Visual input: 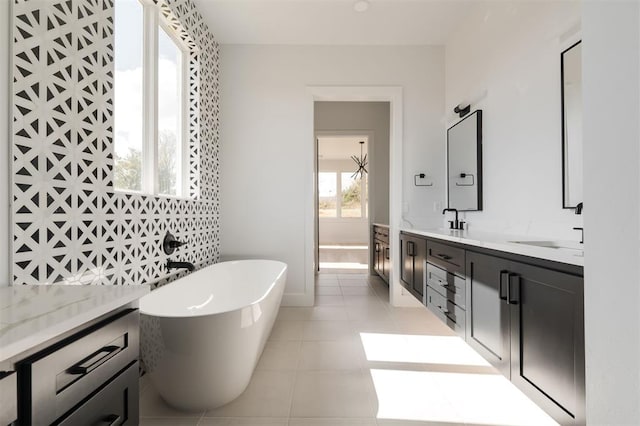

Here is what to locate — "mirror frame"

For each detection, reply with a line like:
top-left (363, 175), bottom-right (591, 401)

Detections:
top-left (446, 110), bottom-right (483, 212)
top-left (561, 40), bottom-right (582, 210)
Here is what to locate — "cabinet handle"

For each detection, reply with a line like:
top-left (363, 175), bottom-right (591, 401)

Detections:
top-left (385, 247), bottom-right (390, 259)
top-left (435, 253), bottom-right (452, 260)
top-left (508, 273), bottom-right (520, 304)
top-left (68, 345), bottom-right (121, 375)
top-left (437, 305), bottom-right (449, 314)
top-left (97, 414), bottom-right (122, 426)
top-left (407, 241), bottom-right (415, 256)
top-left (499, 270), bottom-right (509, 301)
top-left (375, 242), bottom-right (380, 253)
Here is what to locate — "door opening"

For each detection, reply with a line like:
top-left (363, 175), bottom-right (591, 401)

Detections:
top-left (316, 135), bottom-right (369, 272)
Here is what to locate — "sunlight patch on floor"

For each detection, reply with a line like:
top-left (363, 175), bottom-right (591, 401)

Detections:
top-left (371, 369), bottom-right (559, 426)
top-left (319, 261), bottom-right (368, 269)
top-left (360, 333), bottom-right (490, 366)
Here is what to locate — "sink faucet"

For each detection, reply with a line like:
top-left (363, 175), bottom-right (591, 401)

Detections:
top-left (167, 259), bottom-right (195, 272)
top-left (575, 202), bottom-right (583, 215)
top-left (442, 208), bottom-right (464, 230)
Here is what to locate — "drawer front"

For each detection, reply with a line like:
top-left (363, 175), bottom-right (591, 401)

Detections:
top-left (373, 226), bottom-right (389, 244)
top-left (427, 239), bottom-right (465, 276)
top-left (426, 286), bottom-right (466, 337)
top-left (426, 263), bottom-right (466, 309)
top-left (58, 361), bottom-right (139, 426)
top-left (0, 372), bottom-right (17, 425)
top-left (27, 309), bottom-right (139, 425)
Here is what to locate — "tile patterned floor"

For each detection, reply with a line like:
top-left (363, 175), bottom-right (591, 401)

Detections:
top-left (140, 271), bottom-right (558, 426)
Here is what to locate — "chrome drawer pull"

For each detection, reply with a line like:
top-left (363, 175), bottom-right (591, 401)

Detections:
top-left (437, 305), bottom-right (449, 314)
top-left (68, 345), bottom-right (121, 375)
top-left (436, 253), bottom-right (452, 260)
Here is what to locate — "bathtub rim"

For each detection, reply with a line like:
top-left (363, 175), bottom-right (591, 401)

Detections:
top-left (139, 259), bottom-right (287, 319)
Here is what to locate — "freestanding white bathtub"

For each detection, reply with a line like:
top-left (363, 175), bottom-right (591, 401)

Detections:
top-left (139, 259), bottom-right (287, 411)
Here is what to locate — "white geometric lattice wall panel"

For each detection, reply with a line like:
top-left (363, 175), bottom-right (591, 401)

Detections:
top-left (12, 0), bottom-right (220, 286)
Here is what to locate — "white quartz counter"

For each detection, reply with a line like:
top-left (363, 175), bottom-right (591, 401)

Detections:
top-left (402, 228), bottom-right (584, 267)
top-left (0, 284), bottom-right (149, 364)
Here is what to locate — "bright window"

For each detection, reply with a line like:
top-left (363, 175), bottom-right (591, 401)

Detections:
top-left (114, 0), bottom-right (190, 197)
top-left (319, 171), bottom-right (367, 219)
top-left (318, 172), bottom-right (337, 218)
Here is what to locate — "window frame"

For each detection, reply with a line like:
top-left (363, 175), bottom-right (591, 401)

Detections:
top-left (115, 0), bottom-right (191, 198)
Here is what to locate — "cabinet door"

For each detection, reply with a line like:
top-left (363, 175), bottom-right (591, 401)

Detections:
top-left (373, 240), bottom-right (381, 275)
top-left (466, 251), bottom-right (511, 377)
top-left (382, 244), bottom-right (390, 282)
top-left (400, 234), bottom-right (412, 289)
top-left (509, 262), bottom-right (585, 425)
top-left (411, 237), bottom-right (426, 299)
top-left (399, 234), bottom-right (426, 302)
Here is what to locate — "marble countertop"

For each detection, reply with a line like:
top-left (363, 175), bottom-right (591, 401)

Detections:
top-left (0, 284), bottom-right (149, 365)
top-left (401, 227), bottom-right (584, 267)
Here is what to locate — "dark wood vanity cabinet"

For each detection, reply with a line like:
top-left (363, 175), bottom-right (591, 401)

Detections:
top-left (372, 225), bottom-right (390, 283)
top-left (466, 250), bottom-right (584, 425)
top-left (466, 251), bottom-right (511, 377)
top-left (508, 261), bottom-right (585, 425)
top-left (16, 308), bottom-right (140, 426)
top-left (399, 232), bottom-right (427, 301)
top-left (425, 239), bottom-right (467, 337)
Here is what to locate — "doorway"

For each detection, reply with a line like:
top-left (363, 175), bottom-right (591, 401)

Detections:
top-left (316, 135), bottom-right (369, 272)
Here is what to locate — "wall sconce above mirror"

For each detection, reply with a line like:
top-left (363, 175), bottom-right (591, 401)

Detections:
top-left (447, 110), bottom-right (483, 211)
top-left (561, 40), bottom-right (583, 209)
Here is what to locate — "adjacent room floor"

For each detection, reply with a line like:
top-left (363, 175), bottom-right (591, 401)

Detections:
top-left (318, 244), bottom-right (368, 270)
top-left (139, 271), bottom-right (558, 426)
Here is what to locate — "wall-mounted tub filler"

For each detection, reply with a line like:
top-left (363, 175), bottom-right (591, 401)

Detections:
top-left (163, 231), bottom-right (188, 255)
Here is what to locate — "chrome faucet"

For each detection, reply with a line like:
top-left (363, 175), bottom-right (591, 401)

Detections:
top-left (167, 260), bottom-right (195, 272)
top-left (575, 202), bottom-right (583, 215)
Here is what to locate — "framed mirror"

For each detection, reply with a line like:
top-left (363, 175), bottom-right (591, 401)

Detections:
top-left (561, 41), bottom-right (583, 209)
top-left (447, 110), bottom-right (483, 211)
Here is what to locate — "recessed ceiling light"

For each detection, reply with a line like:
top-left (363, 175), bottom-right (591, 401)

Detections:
top-left (353, 0), bottom-right (370, 13)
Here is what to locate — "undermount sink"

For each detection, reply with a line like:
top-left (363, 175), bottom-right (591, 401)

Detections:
top-left (509, 240), bottom-right (583, 251)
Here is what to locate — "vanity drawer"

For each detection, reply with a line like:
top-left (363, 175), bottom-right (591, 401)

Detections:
top-left (57, 361), bottom-right (139, 426)
top-left (0, 372), bottom-right (17, 425)
top-left (373, 226), bottom-right (389, 243)
top-left (426, 263), bottom-right (466, 309)
top-left (426, 286), bottom-right (466, 337)
top-left (427, 239), bottom-right (465, 276)
top-left (23, 309), bottom-right (139, 425)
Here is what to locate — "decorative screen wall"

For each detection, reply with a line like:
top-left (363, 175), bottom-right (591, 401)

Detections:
top-left (11, 0), bottom-right (220, 286)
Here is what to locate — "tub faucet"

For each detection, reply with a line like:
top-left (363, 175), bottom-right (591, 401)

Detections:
top-left (167, 259), bottom-right (195, 272)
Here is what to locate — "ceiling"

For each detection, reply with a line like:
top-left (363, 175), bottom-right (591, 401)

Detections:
top-left (191, 0), bottom-right (485, 45)
top-left (318, 136), bottom-right (368, 160)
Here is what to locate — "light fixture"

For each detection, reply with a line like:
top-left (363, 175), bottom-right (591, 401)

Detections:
top-left (354, 0), bottom-right (370, 13)
top-left (454, 103), bottom-right (471, 118)
top-left (351, 141), bottom-right (368, 179)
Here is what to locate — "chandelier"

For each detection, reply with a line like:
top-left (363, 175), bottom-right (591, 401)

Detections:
top-left (351, 140), bottom-right (368, 179)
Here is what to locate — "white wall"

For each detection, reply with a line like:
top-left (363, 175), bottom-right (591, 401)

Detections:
top-left (444, 1), bottom-right (582, 239)
top-left (0, 0), bottom-right (9, 287)
top-left (583, 1), bottom-right (640, 423)
top-left (220, 45), bottom-right (444, 305)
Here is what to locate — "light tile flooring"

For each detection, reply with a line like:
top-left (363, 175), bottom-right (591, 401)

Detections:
top-left (318, 245), bottom-right (368, 270)
top-left (139, 271), bottom-right (558, 426)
